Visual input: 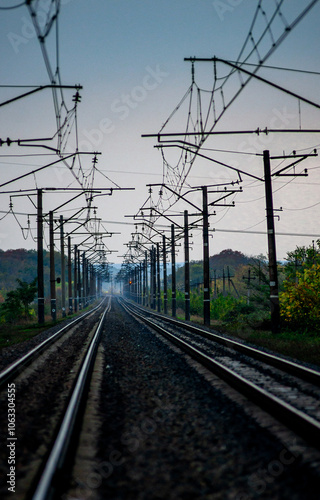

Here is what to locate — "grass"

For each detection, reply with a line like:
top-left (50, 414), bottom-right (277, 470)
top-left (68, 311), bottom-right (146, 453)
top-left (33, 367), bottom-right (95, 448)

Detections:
top-left (242, 330), bottom-right (320, 368)
top-left (3, 302), bottom-right (320, 369)
top-left (176, 313), bottom-right (320, 368)
top-left (0, 322), bottom-right (50, 348)
top-left (0, 302), bottom-right (98, 349)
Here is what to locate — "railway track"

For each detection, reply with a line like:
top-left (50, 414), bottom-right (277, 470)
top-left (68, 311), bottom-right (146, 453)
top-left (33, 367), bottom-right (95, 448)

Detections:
top-left (0, 297), bottom-right (111, 500)
top-left (0, 298), bottom-right (106, 389)
top-left (119, 297), bottom-right (320, 450)
top-left (1, 296), bottom-right (319, 499)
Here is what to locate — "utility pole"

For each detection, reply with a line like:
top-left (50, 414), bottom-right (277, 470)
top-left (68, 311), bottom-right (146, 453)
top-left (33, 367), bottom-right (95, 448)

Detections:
top-left (243, 268), bottom-right (256, 305)
top-left (222, 268), bottom-right (226, 296)
top-left (157, 242), bottom-right (161, 312)
top-left (37, 189), bottom-right (45, 324)
top-left (184, 210), bottom-right (190, 321)
top-left (145, 251), bottom-right (148, 306)
top-left (49, 211), bottom-right (56, 322)
top-left (202, 186), bottom-right (210, 326)
top-left (150, 247), bottom-right (156, 309)
top-left (68, 236), bottom-right (73, 314)
top-left (77, 247), bottom-right (82, 310)
top-left (213, 269), bottom-right (217, 298)
top-left (74, 245), bottom-right (78, 312)
top-left (171, 224), bottom-right (176, 317)
top-left (163, 234), bottom-right (168, 314)
top-left (152, 247), bottom-right (157, 308)
top-left (82, 252), bottom-right (86, 308)
top-left (60, 215), bottom-right (66, 317)
top-left (142, 260), bottom-right (146, 305)
top-left (263, 150), bottom-right (280, 334)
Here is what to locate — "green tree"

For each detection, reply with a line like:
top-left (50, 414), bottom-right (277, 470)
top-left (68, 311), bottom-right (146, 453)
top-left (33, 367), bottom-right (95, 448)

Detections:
top-left (280, 242), bottom-right (320, 333)
top-left (0, 278), bottom-right (37, 323)
top-left (280, 263), bottom-right (320, 333)
top-left (16, 278), bottom-right (37, 316)
top-left (0, 289), bottom-right (23, 323)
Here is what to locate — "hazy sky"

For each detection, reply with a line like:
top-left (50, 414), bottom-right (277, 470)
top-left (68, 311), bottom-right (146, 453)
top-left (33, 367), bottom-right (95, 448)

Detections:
top-left (1, 0), bottom-right (320, 266)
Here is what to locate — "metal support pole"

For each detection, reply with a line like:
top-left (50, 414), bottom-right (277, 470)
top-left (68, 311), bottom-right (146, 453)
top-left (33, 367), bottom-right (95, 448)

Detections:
top-left (163, 235), bottom-right (167, 314)
top-left (77, 248), bottom-right (82, 310)
top-left (74, 245), bottom-right (78, 312)
top-left (92, 265), bottom-right (97, 300)
top-left (151, 249), bottom-right (155, 308)
top-left (263, 150), bottom-right (281, 333)
top-left (135, 266), bottom-right (138, 302)
top-left (82, 252), bottom-right (86, 308)
top-left (202, 186), bottom-right (210, 326)
top-left (184, 210), bottom-right (190, 321)
top-left (68, 236), bottom-right (73, 314)
top-left (171, 224), bottom-right (176, 317)
top-left (139, 262), bottom-right (143, 305)
top-left (60, 215), bottom-right (66, 317)
top-left (148, 250), bottom-right (152, 307)
top-left (157, 242), bottom-right (161, 312)
top-left (37, 189), bottom-right (45, 324)
top-left (142, 256), bottom-right (146, 306)
top-left (213, 269), bottom-right (217, 298)
top-left (49, 211), bottom-right (56, 322)
top-left (145, 251), bottom-right (148, 307)
top-left (139, 264), bottom-right (142, 304)
top-left (152, 246), bottom-right (157, 309)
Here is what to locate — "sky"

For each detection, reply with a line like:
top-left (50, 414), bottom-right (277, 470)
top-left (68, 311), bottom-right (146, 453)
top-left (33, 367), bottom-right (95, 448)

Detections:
top-left (1, 0), bottom-right (320, 269)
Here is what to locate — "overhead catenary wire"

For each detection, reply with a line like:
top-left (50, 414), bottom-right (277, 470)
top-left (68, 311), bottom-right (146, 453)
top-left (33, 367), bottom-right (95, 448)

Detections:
top-left (153, 0), bottom-right (320, 217)
top-left (0, 1), bottom-right (25, 9)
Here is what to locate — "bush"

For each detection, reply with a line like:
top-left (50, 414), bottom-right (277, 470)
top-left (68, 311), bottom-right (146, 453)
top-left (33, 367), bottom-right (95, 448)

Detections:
top-left (0, 278), bottom-right (37, 324)
top-left (280, 263), bottom-right (320, 333)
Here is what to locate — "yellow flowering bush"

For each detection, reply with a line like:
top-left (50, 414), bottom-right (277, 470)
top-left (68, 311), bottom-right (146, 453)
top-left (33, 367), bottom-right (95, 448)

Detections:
top-left (280, 263), bottom-right (320, 333)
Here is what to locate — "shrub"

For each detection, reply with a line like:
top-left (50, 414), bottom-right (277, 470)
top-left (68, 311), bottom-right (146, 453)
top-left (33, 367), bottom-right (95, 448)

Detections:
top-left (280, 263), bottom-right (320, 333)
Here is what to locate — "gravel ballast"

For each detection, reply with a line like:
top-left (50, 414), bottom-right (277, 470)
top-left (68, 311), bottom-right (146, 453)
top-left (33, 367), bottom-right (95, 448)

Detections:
top-left (71, 300), bottom-right (320, 500)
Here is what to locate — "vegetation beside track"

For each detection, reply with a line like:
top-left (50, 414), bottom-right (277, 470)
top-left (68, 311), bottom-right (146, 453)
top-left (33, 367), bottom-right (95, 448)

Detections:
top-left (182, 313), bottom-right (320, 368)
top-left (0, 302), bottom-right (100, 348)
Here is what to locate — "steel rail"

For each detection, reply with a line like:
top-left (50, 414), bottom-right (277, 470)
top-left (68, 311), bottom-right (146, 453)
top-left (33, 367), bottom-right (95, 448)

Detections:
top-left (0, 298), bottom-right (106, 389)
top-left (119, 299), bottom-right (320, 449)
top-left (31, 298), bottom-right (111, 500)
top-left (120, 298), bottom-right (320, 387)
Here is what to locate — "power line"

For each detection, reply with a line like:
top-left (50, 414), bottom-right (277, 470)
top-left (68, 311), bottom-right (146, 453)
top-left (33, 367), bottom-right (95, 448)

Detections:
top-left (212, 228), bottom-right (320, 238)
top-left (0, 1), bottom-right (25, 9)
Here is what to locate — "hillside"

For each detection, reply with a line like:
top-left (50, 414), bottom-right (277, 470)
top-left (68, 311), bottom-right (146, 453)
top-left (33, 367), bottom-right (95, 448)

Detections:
top-left (0, 249), bottom-right (62, 300)
top-left (0, 248), bottom-right (260, 301)
top-left (172, 249), bottom-right (255, 288)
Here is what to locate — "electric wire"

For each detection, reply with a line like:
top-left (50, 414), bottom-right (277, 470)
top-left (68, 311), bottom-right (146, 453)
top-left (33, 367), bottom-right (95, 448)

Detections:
top-left (0, 1), bottom-right (25, 9)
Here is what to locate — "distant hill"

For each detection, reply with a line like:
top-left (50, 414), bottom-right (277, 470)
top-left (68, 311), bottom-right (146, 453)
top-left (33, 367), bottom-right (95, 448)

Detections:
top-left (209, 249), bottom-right (251, 274)
top-left (169, 249), bottom-right (255, 289)
top-left (0, 248), bottom-right (257, 300)
top-left (0, 249), bottom-right (61, 299)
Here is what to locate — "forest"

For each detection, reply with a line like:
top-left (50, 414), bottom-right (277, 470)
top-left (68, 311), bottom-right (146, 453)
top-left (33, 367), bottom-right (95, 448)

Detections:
top-left (0, 248), bottom-right (62, 301)
top-left (1, 244), bottom-right (320, 335)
